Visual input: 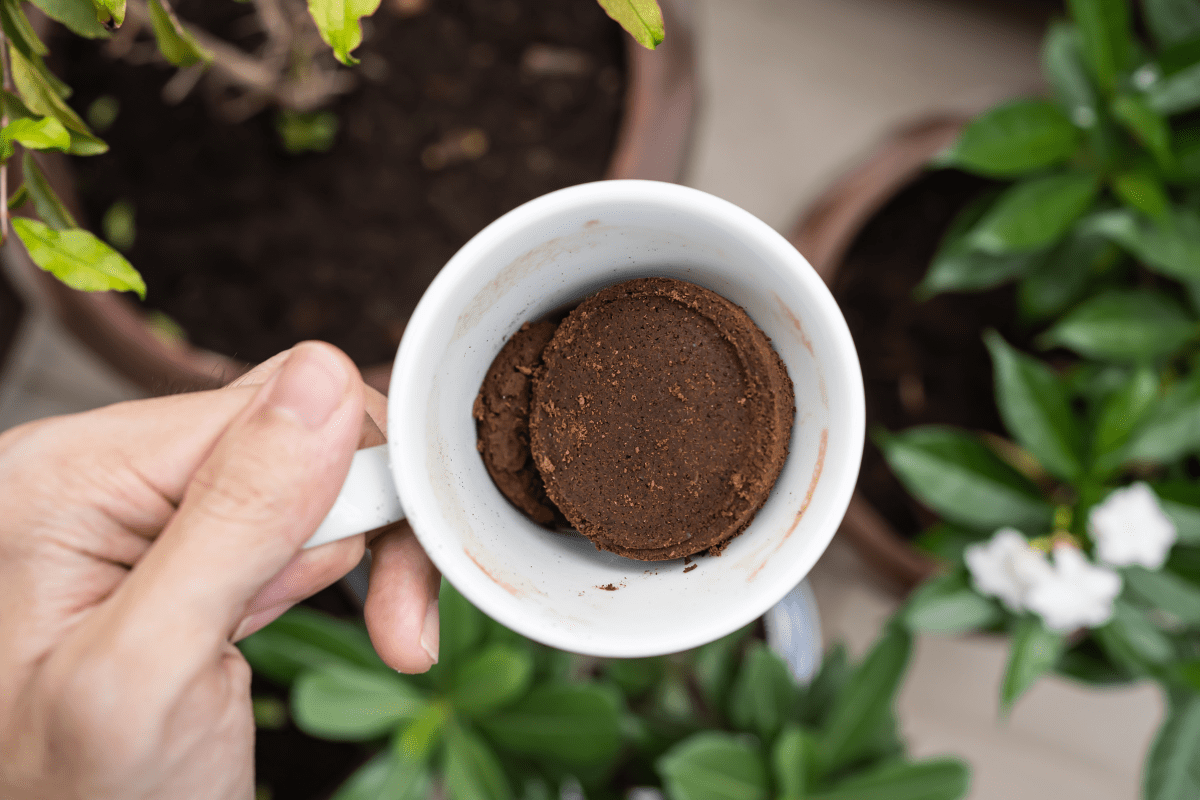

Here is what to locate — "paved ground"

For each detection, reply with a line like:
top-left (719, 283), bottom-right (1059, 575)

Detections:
top-left (0, 1), bottom-right (1161, 797)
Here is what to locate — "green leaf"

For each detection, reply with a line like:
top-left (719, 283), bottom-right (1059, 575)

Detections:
top-left (901, 572), bottom-right (1002, 635)
top-left (876, 426), bottom-right (1053, 533)
top-left (1123, 372), bottom-right (1200, 463)
top-left (276, 109), bottom-right (338, 154)
top-left (797, 643), bottom-right (850, 728)
top-left (1148, 61), bottom-right (1200, 116)
top-left (146, 0), bottom-right (212, 67)
top-left (1000, 617), bottom-right (1065, 711)
top-left (935, 99), bottom-right (1079, 177)
top-left (1144, 693), bottom-right (1200, 800)
top-left (727, 642), bottom-right (798, 743)
top-left (1154, 481), bottom-right (1200, 544)
top-left (447, 644), bottom-right (534, 716)
top-left (822, 625), bottom-right (912, 771)
top-left (968, 172), bottom-right (1100, 254)
top-left (1067, 0), bottom-right (1132, 92)
top-left (93, 0), bottom-right (125, 26)
top-left (1112, 94), bottom-right (1174, 167)
top-left (1090, 365), bottom-right (1159, 476)
top-left (596, 0), bottom-right (665, 50)
top-left (478, 684), bottom-right (622, 768)
top-left (443, 723), bottom-right (514, 800)
top-left (438, 579), bottom-right (486, 680)
top-left (771, 725), bottom-right (816, 799)
top-left (12, 217), bottom-right (145, 299)
top-left (1087, 208), bottom-right (1200, 281)
top-left (603, 656), bottom-right (664, 698)
top-left (986, 330), bottom-right (1084, 482)
top-left (1043, 23), bottom-right (1099, 129)
top-left (1057, 638), bottom-right (1137, 686)
top-left (1145, 0), bottom-right (1200, 49)
top-left (2, 116), bottom-right (69, 151)
top-left (237, 606), bottom-right (387, 686)
top-left (1123, 566), bottom-right (1200, 624)
top-left (1094, 599), bottom-right (1176, 675)
top-left (6, 51), bottom-right (106, 155)
top-left (805, 758), bottom-right (970, 800)
top-left (913, 523), bottom-right (980, 564)
top-left (0, 1), bottom-right (47, 58)
top-left (331, 751), bottom-right (431, 800)
top-left (656, 732), bottom-right (768, 800)
top-left (306, 0), bottom-right (382, 65)
top-left (7, 184), bottom-right (27, 211)
top-left (292, 663), bottom-right (427, 741)
top-left (21, 151), bottom-right (75, 230)
top-left (1112, 169), bottom-right (1170, 220)
top-left (394, 702), bottom-right (449, 764)
top-left (1038, 290), bottom-right (1196, 363)
top-left (693, 623), bottom-right (753, 711)
top-left (1017, 229), bottom-right (1111, 321)
top-left (27, 0), bottom-right (110, 38)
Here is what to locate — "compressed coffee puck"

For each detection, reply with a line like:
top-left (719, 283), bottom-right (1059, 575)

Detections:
top-left (473, 320), bottom-right (564, 526)
top-left (529, 277), bottom-right (794, 560)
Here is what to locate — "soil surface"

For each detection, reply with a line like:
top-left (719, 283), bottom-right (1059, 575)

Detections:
top-left (831, 170), bottom-right (1034, 539)
top-left (63, 0), bottom-right (625, 367)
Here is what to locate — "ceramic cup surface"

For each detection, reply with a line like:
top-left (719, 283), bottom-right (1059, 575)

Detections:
top-left (322, 180), bottom-right (864, 658)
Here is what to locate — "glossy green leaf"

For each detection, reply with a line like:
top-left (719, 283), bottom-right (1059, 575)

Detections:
top-left (147, 0), bottom-right (211, 67)
top-left (1145, 0), bottom-right (1200, 48)
top-left (6, 52), bottom-right (106, 155)
top-left (447, 644), bottom-right (533, 716)
top-left (394, 702), bottom-right (448, 764)
top-left (27, 0), bottom-right (109, 38)
top-left (1145, 693), bottom-right (1200, 800)
top-left (822, 625), bottom-right (912, 771)
top-left (292, 664), bottom-right (427, 741)
top-left (694, 623), bottom-right (754, 710)
top-left (936, 99), bottom-right (1078, 177)
top-left (657, 732), bottom-right (768, 800)
top-left (2, 117), bottom-right (68, 152)
top-left (1113, 169), bottom-right (1170, 220)
top-left (917, 189), bottom-right (1038, 297)
top-left (876, 426), bottom-right (1053, 533)
top-left (597, 0), bottom-right (664, 50)
top-left (1123, 373), bottom-right (1200, 463)
top-left (1086, 207), bottom-right (1200, 281)
top-left (21, 152), bottom-right (75, 231)
top-left (1112, 93), bottom-right (1174, 166)
top-left (1154, 481), bottom-right (1200, 544)
top-left (1038, 290), bottom-right (1196, 363)
top-left (94, 0), bottom-right (125, 26)
top-left (0, 1), bottom-right (47, 58)
top-left (1123, 566), bottom-right (1200, 624)
top-left (12, 217), bottom-right (144, 298)
top-left (968, 172), bottom-right (1099, 254)
top-left (1091, 365), bottom-right (1158, 476)
top-left (1094, 599), bottom-right (1175, 675)
top-left (7, 184), bottom-right (27, 211)
top-left (986, 330), bottom-right (1084, 481)
top-left (771, 725), bottom-right (816, 799)
top-left (478, 684), bottom-right (622, 767)
top-left (805, 758), bottom-right (970, 800)
top-left (237, 606), bottom-right (387, 686)
top-left (1001, 617), bottom-right (1065, 711)
top-left (331, 751), bottom-right (430, 800)
top-left (443, 723), bottom-right (513, 800)
top-left (1043, 23), bottom-right (1099, 128)
top-left (1018, 229), bottom-right (1111, 320)
top-left (727, 642), bottom-right (798, 743)
top-left (306, 0), bottom-right (382, 65)
top-left (901, 572), bottom-right (1002, 635)
top-left (1067, 0), bottom-right (1132, 92)
top-left (1148, 61), bottom-right (1200, 116)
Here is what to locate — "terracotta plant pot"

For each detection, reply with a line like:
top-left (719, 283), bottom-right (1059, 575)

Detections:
top-left (788, 116), bottom-right (969, 595)
top-left (15, 0), bottom-right (697, 396)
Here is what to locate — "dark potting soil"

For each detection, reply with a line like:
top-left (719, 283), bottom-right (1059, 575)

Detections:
top-left (63, 0), bottom-right (625, 367)
top-left (831, 169), bottom-right (1034, 540)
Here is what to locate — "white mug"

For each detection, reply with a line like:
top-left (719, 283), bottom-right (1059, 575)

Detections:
top-left (305, 180), bottom-right (864, 658)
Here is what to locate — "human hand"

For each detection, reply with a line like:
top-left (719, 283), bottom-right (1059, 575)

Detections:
top-left (0, 342), bottom-right (439, 800)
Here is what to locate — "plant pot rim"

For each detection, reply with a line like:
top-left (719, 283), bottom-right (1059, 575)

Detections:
top-left (16, 0), bottom-right (698, 396)
top-left (787, 114), bottom-right (968, 595)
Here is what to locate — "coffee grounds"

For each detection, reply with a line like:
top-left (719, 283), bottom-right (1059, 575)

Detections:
top-left (529, 278), bottom-right (794, 561)
top-left (472, 320), bottom-right (564, 525)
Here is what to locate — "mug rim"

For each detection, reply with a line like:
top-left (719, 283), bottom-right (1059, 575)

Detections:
top-left (387, 179), bottom-right (865, 655)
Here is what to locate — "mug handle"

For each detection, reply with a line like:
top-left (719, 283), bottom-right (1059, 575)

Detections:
top-left (303, 445), bottom-right (405, 548)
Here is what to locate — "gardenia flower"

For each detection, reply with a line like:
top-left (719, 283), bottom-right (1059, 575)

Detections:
top-left (1024, 546), bottom-right (1122, 632)
top-left (964, 528), bottom-right (1054, 612)
top-left (1088, 482), bottom-right (1177, 569)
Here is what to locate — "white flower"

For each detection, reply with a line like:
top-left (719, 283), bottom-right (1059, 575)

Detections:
top-left (1025, 546), bottom-right (1122, 632)
top-left (1088, 482), bottom-right (1177, 569)
top-left (964, 528), bottom-right (1054, 612)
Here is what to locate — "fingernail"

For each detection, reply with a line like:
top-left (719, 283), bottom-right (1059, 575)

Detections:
top-left (269, 345), bottom-right (349, 428)
top-left (419, 600), bottom-right (439, 665)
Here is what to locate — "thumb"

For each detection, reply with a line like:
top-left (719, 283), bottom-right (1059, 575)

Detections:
top-left (106, 342), bottom-right (365, 660)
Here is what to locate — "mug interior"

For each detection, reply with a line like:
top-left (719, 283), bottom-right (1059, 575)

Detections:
top-left (389, 180), bottom-right (863, 657)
